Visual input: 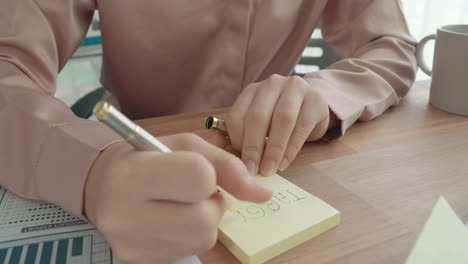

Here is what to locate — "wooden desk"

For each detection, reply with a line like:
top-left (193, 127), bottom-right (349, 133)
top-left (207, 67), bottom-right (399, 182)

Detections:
top-left (137, 80), bottom-right (468, 263)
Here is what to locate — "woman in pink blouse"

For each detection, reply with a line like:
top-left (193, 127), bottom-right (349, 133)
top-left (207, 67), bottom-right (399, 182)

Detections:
top-left (0, 1), bottom-right (416, 262)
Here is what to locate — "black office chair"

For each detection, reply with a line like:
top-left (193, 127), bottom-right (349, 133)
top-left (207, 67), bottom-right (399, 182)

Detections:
top-left (293, 26), bottom-right (339, 77)
top-left (70, 86), bottom-right (105, 118)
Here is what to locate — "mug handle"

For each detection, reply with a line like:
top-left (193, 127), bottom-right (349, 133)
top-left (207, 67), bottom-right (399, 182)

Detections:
top-left (416, 34), bottom-right (436, 76)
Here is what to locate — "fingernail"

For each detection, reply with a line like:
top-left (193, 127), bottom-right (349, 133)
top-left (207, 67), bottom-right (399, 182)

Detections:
top-left (244, 160), bottom-right (257, 176)
top-left (260, 159), bottom-right (276, 176)
top-left (224, 192), bottom-right (236, 207)
top-left (278, 157), bottom-right (289, 171)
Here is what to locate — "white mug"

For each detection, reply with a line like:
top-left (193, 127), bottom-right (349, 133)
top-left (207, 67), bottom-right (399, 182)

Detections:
top-left (416, 24), bottom-right (468, 115)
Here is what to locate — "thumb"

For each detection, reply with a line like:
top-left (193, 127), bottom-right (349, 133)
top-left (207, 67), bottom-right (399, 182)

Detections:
top-left (161, 133), bottom-right (272, 202)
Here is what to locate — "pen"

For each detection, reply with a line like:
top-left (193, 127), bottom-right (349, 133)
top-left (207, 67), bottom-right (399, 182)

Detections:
top-left (94, 101), bottom-right (171, 152)
top-left (206, 116), bottom-right (332, 143)
top-left (93, 101), bottom-right (238, 212)
top-left (205, 116), bottom-right (228, 135)
top-left (205, 116), bottom-right (269, 142)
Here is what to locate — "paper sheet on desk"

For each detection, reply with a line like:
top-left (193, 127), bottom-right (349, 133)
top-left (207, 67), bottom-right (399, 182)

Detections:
top-left (406, 196), bottom-right (468, 264)
top-left (0, 186), bottom-right (113, 263)
top-left (218, 174), bottom-right (340, 264)
top-left (0, 186), bottom-right (203, 264)
top-left (113, 255), bottom-right (202, 264)
top-left (172, 256), bottom-right (202, 264)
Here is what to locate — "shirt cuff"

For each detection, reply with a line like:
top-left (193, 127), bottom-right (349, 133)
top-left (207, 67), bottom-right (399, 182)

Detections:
top-left (304, 77), bottom-right (364, 136)
top-left (35, 119), bottom-right (122, 218)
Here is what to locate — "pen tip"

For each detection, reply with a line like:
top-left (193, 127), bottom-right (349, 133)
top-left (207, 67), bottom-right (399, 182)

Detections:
top-left (229, 206), bottom-right (239, 213)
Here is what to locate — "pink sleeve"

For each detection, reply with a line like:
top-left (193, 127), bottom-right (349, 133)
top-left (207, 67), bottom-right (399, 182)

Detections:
top-left (304, 0), bottom-right (417, 134)
top-left (0, 1), bottom-right (121, 217)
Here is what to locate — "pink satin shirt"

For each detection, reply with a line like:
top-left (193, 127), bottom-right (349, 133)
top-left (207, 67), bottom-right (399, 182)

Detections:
top-left (0, 0), bottom-right (417, 217)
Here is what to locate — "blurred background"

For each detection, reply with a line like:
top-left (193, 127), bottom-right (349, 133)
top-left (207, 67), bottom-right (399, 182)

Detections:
top-left (57, 1), bottom-right (468, 107)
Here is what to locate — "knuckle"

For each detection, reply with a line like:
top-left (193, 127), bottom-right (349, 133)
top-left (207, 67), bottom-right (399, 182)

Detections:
top-left (289, 75), bottom-right (303, 84)
top-left (243, 145), bottom-right (261, 159)
top-left (288, 76), bottom-right (309, 93)
top-left (268, 73), bottom-right (283, 82)
top-left (185, 153), bottom-right (216, 198)
top-left (191, 207), bottom-right (218, 251)
top-left (265, 142), bottom-right (286, 160)
top-left (246, 109), bottom-right (268, 124)
top-left (178, 133), bottom-right (203, 149)
top-left (309, 120), bottom-right (329, 141)
top-left (304, 94), bottom-right (329, 120)
top-left (292, 75), bottom-right (303, 82)
top-left (244, 83), bottom-right (257, 93)
top-left (285, 141), bottom-right (303, 160)
top-left (198, 230), bottom-right (218, 252)
top-left (308, 132), bottom-right (323, 141)
top-left (193, 206), bottom-right (218, 234)
top-left (306, 91), bottom-right (326, 108)
top-left (274, 110), bottom-right (296, 125)
top-left (226, 111), bottom-right (242, 132)
top-left (226, 112), bottom-right (244, 150)
top-left (287, 125), bottom-right (311, 157)
top-left (217, 152), bottom-right (240, 168)
top-left (319, 108), bottom-right (330, 123)
top-left (295, 121), bottom-right (312, 140)
top-left (320, 101), bottom-right (329, 114)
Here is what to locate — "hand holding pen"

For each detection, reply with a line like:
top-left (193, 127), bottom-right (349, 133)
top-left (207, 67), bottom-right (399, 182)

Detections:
top-left (84, 102), bottom-right (272, 263)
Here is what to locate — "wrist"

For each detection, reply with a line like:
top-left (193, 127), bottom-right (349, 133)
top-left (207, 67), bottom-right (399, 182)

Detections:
top-left (84, 140), bottom-right (127, 222)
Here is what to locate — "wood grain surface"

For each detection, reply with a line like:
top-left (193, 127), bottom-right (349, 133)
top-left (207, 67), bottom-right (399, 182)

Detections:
top-left (136, 80), bottom-right (468, 263)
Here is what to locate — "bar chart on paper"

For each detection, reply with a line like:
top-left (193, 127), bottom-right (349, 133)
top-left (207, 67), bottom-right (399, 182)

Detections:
top-left (0, 186), bottom-right (113, 264)
top-left (0, 234), bottom-right (92, 264)
top-left (0, 183), bottom-right (203, 264)
top-left (0, 187), bottom-right (93, 241)
top-left (0, 229), bottom-right (112, 264)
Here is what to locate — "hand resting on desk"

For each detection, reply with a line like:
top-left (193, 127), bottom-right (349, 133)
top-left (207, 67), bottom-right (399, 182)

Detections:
top-left (226, 74), bottom-right (337, 177)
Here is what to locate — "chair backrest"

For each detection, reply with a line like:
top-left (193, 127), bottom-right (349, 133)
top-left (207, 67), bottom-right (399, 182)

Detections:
top-left (293, 26), bottom-right (339, 77)
top-left (70, 87), bottom-right (105, 118)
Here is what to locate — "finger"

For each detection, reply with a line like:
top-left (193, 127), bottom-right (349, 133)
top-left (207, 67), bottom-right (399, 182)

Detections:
top-left (192, 128), bottom-right (230, 149)
top-left (106, 192), bottom-right (231, 263)
top-left (226, 84), bottom-right (257, 152)
top-left (222, 144), bottom-right (241, 157)
top-left (161, 134), bottom-right (272, 202)
top-left (279, 93), bottom-right (329, 171)
top-left (146, 192), bottom-right (230, 245)
top-left (260, 79), bottom-right (304, 176)
top-left (127, 151), bottom-right (217, 203)
top-left (191, 129), bottom-right (239, 155)
top-left (242, 75), bottom-right (284, 175)
top-left (307, 115), bottom-right (329, 141)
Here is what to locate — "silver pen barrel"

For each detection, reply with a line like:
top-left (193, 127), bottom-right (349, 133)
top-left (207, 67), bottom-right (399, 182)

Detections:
top-left (93, 101), bottom-right (171, 152)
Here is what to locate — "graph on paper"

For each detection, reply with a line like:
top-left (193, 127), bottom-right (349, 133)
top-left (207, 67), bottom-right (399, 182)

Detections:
top-left (0, 187), bottom-right (112, 264)
top-left (0, 186), bottom-right (201, 264)
top-left (0, 187), bottom-right (93, 241)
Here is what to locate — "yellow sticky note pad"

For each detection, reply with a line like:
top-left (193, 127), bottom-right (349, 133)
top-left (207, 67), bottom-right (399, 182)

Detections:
top-left (218, 174), bottom-right (340, 264)
top-left (406, 196), bottom-right (468, 264)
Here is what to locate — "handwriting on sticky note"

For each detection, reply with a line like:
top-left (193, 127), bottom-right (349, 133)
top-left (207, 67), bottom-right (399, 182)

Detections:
top-left (218, 174), bottom-right (340, 264)
top-left (233, 189), bottom-right (308, 223)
